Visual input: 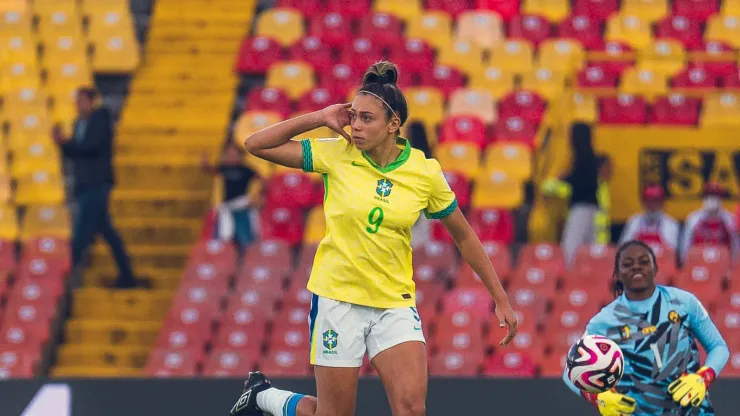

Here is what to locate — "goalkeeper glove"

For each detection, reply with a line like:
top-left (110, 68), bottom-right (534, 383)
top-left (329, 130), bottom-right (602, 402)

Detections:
top-left (667, 366), bottom-right (716, 408)
top-left (583, 390), bottom-right (636, 416)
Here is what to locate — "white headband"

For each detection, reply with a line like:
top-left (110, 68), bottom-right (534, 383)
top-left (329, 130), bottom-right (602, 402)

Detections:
top-left (358, 90), bottom-right (399, 120)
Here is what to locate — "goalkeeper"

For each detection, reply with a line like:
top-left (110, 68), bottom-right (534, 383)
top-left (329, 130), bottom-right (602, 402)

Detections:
top-left (562, 240), bottom-right (729, 415)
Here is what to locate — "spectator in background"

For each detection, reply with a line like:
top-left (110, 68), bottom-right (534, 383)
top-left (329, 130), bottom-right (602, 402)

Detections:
top-left (679, 182), bottom-right (739, 262)
top-left (202, 141), bottom-right (262, 252)
top-left (619, 185), bottom-right (680, 250)
top-left (52, 87), bottom-right (137, 288)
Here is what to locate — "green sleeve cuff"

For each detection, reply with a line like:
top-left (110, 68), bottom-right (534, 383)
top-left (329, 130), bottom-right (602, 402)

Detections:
top-left (301, 139), bottom-right (313, 173)
top-left (425, 198), bottom-right (458, 219)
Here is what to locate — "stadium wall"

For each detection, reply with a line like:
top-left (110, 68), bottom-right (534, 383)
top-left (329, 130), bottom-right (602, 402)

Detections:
top-left (4, 378), bottom-right (740, 415)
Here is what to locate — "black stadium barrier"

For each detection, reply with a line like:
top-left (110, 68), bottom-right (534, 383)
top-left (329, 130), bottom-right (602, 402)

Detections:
top-left (2, 377), bottom-right (739, 415)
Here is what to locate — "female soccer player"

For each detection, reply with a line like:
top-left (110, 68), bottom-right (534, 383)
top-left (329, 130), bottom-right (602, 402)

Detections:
top-left (229, 61), bottom-right (518, 416)
top-left (563, 240), bottom-right (730, 416)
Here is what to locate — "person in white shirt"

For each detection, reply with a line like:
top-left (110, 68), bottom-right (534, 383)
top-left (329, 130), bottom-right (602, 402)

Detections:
top-left (620, 185), bottom-right (680, 250)
top-left (679, 182), bottom-right (739, 262)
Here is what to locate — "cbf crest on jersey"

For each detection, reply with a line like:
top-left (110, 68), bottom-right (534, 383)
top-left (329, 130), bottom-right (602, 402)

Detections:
top-left (376, 179), bottom-right (393, 198)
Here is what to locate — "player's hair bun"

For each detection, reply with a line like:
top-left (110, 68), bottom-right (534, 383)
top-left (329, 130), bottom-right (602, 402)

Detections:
top-left (362, 61), bottom-right (399, 87)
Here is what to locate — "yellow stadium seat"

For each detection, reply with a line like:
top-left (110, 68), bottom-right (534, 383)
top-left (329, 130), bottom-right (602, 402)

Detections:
top-left (568, 92), bottom-right (598, 123)
top-left (406, 11), bottom-right (453, 50)
top-left (448, 88), bottom-right (497, 124)
top-left (706, 15), bottom-right (740, 48)
top-left (235, 111), bottom-right (283, 145)
top-left (472, 170), bottom-right (523, 208)
top-left (36, 7), bottom-right (82, 38)
top-left (374, 0), bottom-right (422, 22)
top-left (489, 39), bottom-right (535, 74)
top-left (291, 112), bottom-right (335, 140)
top-left (255, 8), bottom-right (304, 47)
top-left (20, 204), bottom-right (70, 240)
top-left (0, 33), bottom-right (38, 64)
top-left (265, 61), bottom-right (315, 100)
top-left (437, 39), bottom-right (486, 76)
top-left (701, 93), bottom-right (740, 126)
top-left (435, 142), bottom-right (481, 179)
top-left (0, 61), bottom-right (41, 94)
top-left (5, 112), bottom-right (51, 146)
top-left (637, 39), bottom-right (686, 77)
top-left (456, 11), bottom-right (504, 50)
top-left (0, 204), bottom-right (18, 240)
top-left (0, 88), bottom-right (48, 120)
top-left (469, 66), bottom-right (516, 98)
top-left (87, 8), bottom-right (134, 40)
top-left (52, 366), bottom-right (141, 378)
top-left (483, 143), bottom-right (533, 181)
top-left (80, 0), bottom-right (129, 15)
top-left (0, 175), bottom-right (11, 205)
top-left (15, 171), bottom-right (65, 206)
top-left (91, 34), bottom-right (139, 73)
top-left (57, 344), bottom-right (150, 369)
top-left (45, 61), bottom-right (92, 89)
top-left (42, 34), bottom-right (89, 66)
top-left (605, 14), bottom-right (653, 49)
top-left (722, 0), bottom-right (740, 15)
top-left (537, 39), bottom-right (585, 75)
top-left (520, 67), bottom-right (567, 101)
top-left (619, 67), bottom-right (668, 99)
top-left (621, 0), bottom-right (668, 22)
top-left (304, 206), bottom-right (326, 244)
top-left (32, 0), bottom-right (78, 14)
top-left (0, 6), bottom-right (31, 35)
top-left (522, 0), bottom-right (571, 22)
top-left (65, 320), bottom-right (161, 346)
top-left (11, 143), bottom-right (61, 178)
top-left (72, 288), bottom-right (171, 321)
top-left (405, 86), bottom-right (445, 128)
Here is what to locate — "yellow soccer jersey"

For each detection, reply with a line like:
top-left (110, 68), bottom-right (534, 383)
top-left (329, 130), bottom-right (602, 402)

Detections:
top-left (301, 136), bottom-right (457, 308)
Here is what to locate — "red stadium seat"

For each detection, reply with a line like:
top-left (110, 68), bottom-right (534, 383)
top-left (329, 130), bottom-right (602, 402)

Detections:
top-left (164, 302), bottom-right (219, 332)
top-left (558, 15), bottom-right (605, 50)
top-left (202, 348), bottom-right (259, 377)
top-left (539, 352), bottom-right (568, 376)
top-left (589, 42), bottom-right (636, 73)
top-left (414, 262), bottom-right (448, 288)
top-left (222, 304), bottom-right (273, 328)
top-left (309, 12), bottom-right (352, 49)
top-left (281, 285), bottom-right (312, 310)
top-left (320, 63), bottom-right (361, 101)
top-left (713, 286), bottom-right (740, 311)
top-left (673, 0), bottom-right (718, 21)
top-left (545, 329), bottom-right (585, 358)
top-left (508, 15), bottom-right (553, 46)
top-left (275, 306), bottom-right (310, 329)
top-left (0, 240), bottom-right (15, 273)
top-left (266, 172), bottom-right (316, 209)
top-left (498, 90), bottom-right (547, 125)
top-left (468, 208), bottom-right (514, 244)
top-left (673, 266), bottom-right (724, 304)
top-left (388, 38), bottom-right (435, 78)
top-left (481, 241), bottom-right (512, 280)
top-left (295, 244), bottom-right (318, 279)
top-left (260, 349), bottom-right (311, 376)
top-left (426, 0), bottom-right (469, 17)
top-left (483, 351), bottom-right (537, 377)
top-left (296, 87), bottom-right (339, 114)
top-left (495, 328), bottom-right (545, 359)
top-left (509, 266), bottom-right (559, 295)
top-left (181, 261), bottom-right (232, 289)
top-left (505, 285), bottom-right (549, 332)
top-left (548, 303), bottom-right (598, 334)
top-left (418, 65), bottom-right (467, 99)
top-left (575, 63), bottom-right (621, 90)
top-left (683, 246), bottom-right (732, 280)
top-left (557, 284), bottom-right (611, 310)
top-left (244, 240), bottom-right (292, 271)
top-left (9, 278), bottom-right (64, 305)
top-left (212, 322), bottom-right (266, 351)
top-left (356, 12), bottom-right (403, 49)
top-left (235, 265), bottom-right (287, 293)
top-left (689, 42), bottom-right (737, 78)
top-left (655, 15), bottom-right (703, 49)
top-left (338, 37), bottom-right (385, 75)
top-left (441, 288), bottom-right (493, 320)
top-left (245, 87), bottom-right (293, 118)
top-left (412, 242), bottom-right (458, 277)
top-left (599, 94), bottom-right (648, 124)
top-left (260, 204), bottom-right (305, 247)
top-left (236, 36), bottom-right (284, 74)
top-left (721, 351), bottom-right (740, 377)
top-left (573, 0), bottom-right (618, 21)
top-left (21, 237), bottom-right (70, 262)
top-left (492, 116), bottom-right (538, 148)
top-left (721, 68), bottom-right (740, 90)
top-left (433, 326), bottom-right (485, 353)
top-left (475, 0), bottom-right (520, 20)
top-left (277, 0), bottom-right (323, 17)
top-left (650, 94), bottom-right (701, 125)
top-left (439, 116), bottom-right (488, 148)
top-left (435, 310), bottom-right (486, 334)
top-left (567, 244), bottom-right (616, 286)
top-left (2, 303), bottom-right (55, 341)
top-left (269, 326), bottom-right (310, 351)
top-left (713, 308), bottom-right (740, 338)
top-left (0, 324), bottom-right (42, 350)
top-left (414, 283), bottom-right (445, 320)
top-left (428, 350), bottom-right (482, 376)
top-left (189, 240), bottom-right (238, 266)
top-left (154, 323), bottom-right (211, 350)
top-left (672, 65), bottom-right (718, 93)
top-left (145, 348), bottom-right (201, 377)
top-left (326, 0), bottom-right (370, 19)
top-left (0, 346), bottom-right (36, 377)
top-left (287, 36), bottom-right (334, 74)
top-left (16, 257), bottom-right (66, 281)
top-left (442, 171), bottom-right (471, 209)
top-left (517, 243), bottom-right (566, 278)
top-left (455, 263), bottom-right (487, 289)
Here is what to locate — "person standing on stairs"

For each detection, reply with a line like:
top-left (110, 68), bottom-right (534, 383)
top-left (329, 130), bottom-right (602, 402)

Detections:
top-left (52, 86), bottom-right (137, 289)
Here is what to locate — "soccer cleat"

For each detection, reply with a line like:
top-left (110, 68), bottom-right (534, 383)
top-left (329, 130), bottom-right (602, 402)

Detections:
top-left (230, 372), bottom-right (272, 416)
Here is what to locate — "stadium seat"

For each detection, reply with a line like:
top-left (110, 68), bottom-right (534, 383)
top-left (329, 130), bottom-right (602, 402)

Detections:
top-left (255, 8), bottom-right (305, 47)
top-left (357, 12), bottom-right (403, 49)
top-left (35, 6), bottom-right (81, 38)
top-left (570, 244), bottom-right (616, 279)
top-left (20, 205), bottom-right (70, 240)
top-left (520, 67), bottom-right (568, 101)
top-left (620, 67), bottom-right (669, 98)
top-left (235, 37), bottom-right (283, 74)
top-left (674, 266), bottom-right (724, 305)
top-left (234, 264), bottom-right (287, 294)
top-left (498, 90), bottom-right (547, 125)
top-left (373, 0), bottom-right (421, 22)
top-left (326, 0), bottom-right (371, 19)
top-left (476, 0), bottom-right (521, 20)
top-left (589, 41), bottom-right (637, 74)
top-left (468, 208), bottom-right (515, 244)
top-left (259, 204), bottom-right (305, 247)
top-left (276, 0), bottom-right (322, 17)
top-left (0, 207), bottom-right (19, 241)
top-left (387, 38), bottom-right (435, 78)
top-left (212, 313), bottom-right (267, 350)
top-left (429, 350), bottom-right (481, 376)
top-left (447, 88), bottom-right (497, 126)
top-left (401, 87), bottom-right (444, 131)
top-left (573, 0), bottom-right (618, 20)
top-left (265, 172), bottom-right (316, 210)
top-left (145, 348), bottom-right (200, 377)
top-left (706, 15), bottom-right (740, 49)
top-left (244, 88), bottom-right (292, 118)
top-left (492, 116), bottom-right (538, 148)
top-left (309, 12), bottom-right (351, 49)
top-left (163, 302), bottom-right (219, 333)
top-left (426, 0), bottom-right (469, 17)
top-left (671, 65), bottom-right (719, 95)
top-left (415, 283), bottom-right (445, 321)
top-left (269, 325), bottom-right (310, 353)
top-left (440, 171), bottom-right (471, 210)
top-left (433, 321), bottom-right (486, 353)
top-left (605, 14), bottom-right (653, 49)
top-left (674, 0), bottom-right (718, 21)
top-left (235, 111), bottom-right (283, 144)
top-left (713, 308), bottom-right (740, 338)
top-left (683, 245), bottom-right (732, 280)
top-left (702, 92), bottom-right (740, 126)
top-left (265, 61), bottom-right (315, 100)
top-left (472, 170), bottom-right (523, 209)
top-left (574, 63), bottom-right (621, 92)
top-left (202, 348), bottom-right (259, 377)
top-left (558, 14), bottom-right (605, 50)
top-left (638, 39), bottom-right (687, 77)
top-left (90, 35), bottom-right (139, 74)
top-left (406, 10), bottom-right (454, 49)
top-left (469, 66), bottom-right (516, 98)
top-left (243, 240), bottom-right (292, 272)
top-left (339, 37), bottom-right (386, 75)
top-left (508, 14), bottom-right (552, 46)
top-left (599, 94), bottom-right (649, 124)
top-left (690, 41), bottom-right (737, 76)
top-left (260, 349), bottom-right (310, 376)
top-left (442, 288), bottom-right (493, 321)
top-left (319, 63), bottom-right (361, 102)
top-left (439, 116), bottom-right (488, 148)
top-left (621, 0), bottom-right (668, 22)
top-left (489, 39), bottom-right (535, 74)
top-left (482, 351), bottom-right (537, 377)
top-left (437, 39), bottom-right (486, 76)
top-left (518, 243), bottom-right (566, 276)
top-left (0, 346), bottom-right (36, 377)
top-left (505, 285), bottom-right (549, 330)
top-left (522, 0), bottom-right (571, 22)
top-left (295, 244), bottom-right (318, 279)
top-left (41, 35), bottom-right (88, 68)
top-left (456, 11), bottom-right (504, 50)
top-left (537, 38), bottom-right (586, 74)
top-left (654, 15), bottom-right (703, 50)
top-left (413, 241), bottom-right (458, 277)
top-left (286, 37), bottom-right (332, 75)
top-left (418, 65), bottom-right (467, 99)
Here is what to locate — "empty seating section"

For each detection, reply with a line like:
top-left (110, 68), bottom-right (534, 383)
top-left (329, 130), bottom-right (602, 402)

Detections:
top-left (0, 0), bottom-right (138, 378)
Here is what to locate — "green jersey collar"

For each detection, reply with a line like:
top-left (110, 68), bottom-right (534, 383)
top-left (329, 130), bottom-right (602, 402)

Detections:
top-left (361, 137), bottom-right (411, 174)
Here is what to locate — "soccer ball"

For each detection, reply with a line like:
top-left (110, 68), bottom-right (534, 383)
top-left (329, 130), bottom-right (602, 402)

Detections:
top-left (566, 334), bottom-right (625, 394)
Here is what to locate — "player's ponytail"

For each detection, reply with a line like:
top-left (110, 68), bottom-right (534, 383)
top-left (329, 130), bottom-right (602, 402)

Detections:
top-left (612, 240), bottom-right (658, 298)
top-left (358, 61), bottom-right (409, 128)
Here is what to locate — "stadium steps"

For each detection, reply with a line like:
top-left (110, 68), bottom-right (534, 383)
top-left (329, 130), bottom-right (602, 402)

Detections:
top-left (52, 0), bottom-right (256, 377)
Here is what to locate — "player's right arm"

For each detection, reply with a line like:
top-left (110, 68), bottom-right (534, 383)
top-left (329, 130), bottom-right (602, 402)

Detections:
top-left (243, 103), bottom-right (352, 169)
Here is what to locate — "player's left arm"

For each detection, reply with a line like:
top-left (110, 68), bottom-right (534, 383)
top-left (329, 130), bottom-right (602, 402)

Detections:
top-left (667, 292), bottom-right (730, 407)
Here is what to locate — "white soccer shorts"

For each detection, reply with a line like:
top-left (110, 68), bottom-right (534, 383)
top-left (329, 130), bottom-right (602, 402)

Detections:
top-left (307, 294), bottom-right (426, 367)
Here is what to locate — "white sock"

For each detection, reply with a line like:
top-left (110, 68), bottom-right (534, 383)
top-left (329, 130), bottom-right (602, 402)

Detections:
top-left (257, 387), bottom-right (302, 416)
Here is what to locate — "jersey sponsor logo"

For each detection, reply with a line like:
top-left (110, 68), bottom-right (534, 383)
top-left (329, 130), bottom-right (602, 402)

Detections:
top-left (668, 310), bottom-right (681, 324)
top-left (620, 325), bottom-right (631, 341)
top-left (376, 179), bottom-right (393, 198)
top-left (322, 330), bottom-right (338, 355)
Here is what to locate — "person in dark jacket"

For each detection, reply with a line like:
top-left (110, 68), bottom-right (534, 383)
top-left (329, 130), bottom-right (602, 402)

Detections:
top-left (52, 87), bottom-right (136, 288)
